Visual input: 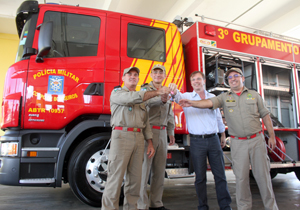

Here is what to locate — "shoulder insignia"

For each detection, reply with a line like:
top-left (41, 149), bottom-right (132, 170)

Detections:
top-left (113, 85), bottom-right (122, 92)
top-left (140, 83), bottom-right (149, 91)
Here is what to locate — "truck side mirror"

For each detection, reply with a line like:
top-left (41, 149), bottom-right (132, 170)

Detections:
top-left (36, 21), bottom-right (53, 63)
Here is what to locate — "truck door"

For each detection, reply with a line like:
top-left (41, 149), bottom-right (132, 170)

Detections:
top-left (23, 6), bottom-right (106, 130)
top-left (260, 60), bottom-right (297, 128)
top-left (120, 16), bottom-right (174, 89)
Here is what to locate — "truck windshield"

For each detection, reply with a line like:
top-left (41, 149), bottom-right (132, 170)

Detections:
top-left (15, 17), bottom-right (33, 62)
top-left (44, 11), bottom-right (100, 58)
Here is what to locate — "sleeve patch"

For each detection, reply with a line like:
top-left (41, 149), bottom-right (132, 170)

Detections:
top-left (114, 87), bottom-right (122, 92)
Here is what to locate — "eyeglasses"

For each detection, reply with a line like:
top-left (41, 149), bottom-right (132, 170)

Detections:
top-left (227, 74), bottom-right (242, 80)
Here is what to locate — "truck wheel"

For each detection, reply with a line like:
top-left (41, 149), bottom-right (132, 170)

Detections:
top-left (68, 133), bottom-right (121, 207)
top-left (270, 171), bottom-right (277, 179)
top-left (295, 168), bottom-right (300, 181)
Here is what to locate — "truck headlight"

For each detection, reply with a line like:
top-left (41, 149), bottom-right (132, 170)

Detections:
top-left (1, 142), bottom-right (18, 156)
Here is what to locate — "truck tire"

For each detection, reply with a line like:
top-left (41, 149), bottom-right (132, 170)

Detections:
top-left (68, 133), bottom-right (123, 207)
top-left (270, 170), bottom-right (277, 179)
top-left (295, 168), bottom-right (300, 181)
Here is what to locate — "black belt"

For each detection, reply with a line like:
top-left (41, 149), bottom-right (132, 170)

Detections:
top-left (190, 133), bottom-right (217, 138)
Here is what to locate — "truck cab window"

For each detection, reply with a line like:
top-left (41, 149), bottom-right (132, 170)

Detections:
top-left (127, 24), bottom-right (165, 62)
top-left (43, 11), bottom-right (100, 57)
top-left (16, 16), bottom-right (34, 62)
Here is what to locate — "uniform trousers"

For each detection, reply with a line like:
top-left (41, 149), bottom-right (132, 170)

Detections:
top-left (231, 133), bottom-right (278, 210)
top-left (138, 128), bottom-right (168, 209)
top-left (190, 135), bottom-right (232, 210)
top-left (102, 130), bottom-right (145, 210)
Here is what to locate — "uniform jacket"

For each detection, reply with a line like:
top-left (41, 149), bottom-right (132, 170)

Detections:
top-left (110, 86), bottom-right (153, 140)
top-left (141, 81), bottom-right (175, 136)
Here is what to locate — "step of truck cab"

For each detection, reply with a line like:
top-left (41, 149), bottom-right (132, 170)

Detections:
top-left (165, 168), bottom-right (194, 178)
top-left (19, 178), bottom-right (55, 184)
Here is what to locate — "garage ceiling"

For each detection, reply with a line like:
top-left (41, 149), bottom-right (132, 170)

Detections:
top-left (0, 0), bottom-right (300, 41)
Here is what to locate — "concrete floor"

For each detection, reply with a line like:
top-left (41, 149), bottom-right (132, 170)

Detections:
top-left (0, 170), bottom-right (299, 210)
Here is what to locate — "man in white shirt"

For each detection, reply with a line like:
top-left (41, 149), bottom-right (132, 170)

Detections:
top-left (169, 71), bottom-right (231, 210)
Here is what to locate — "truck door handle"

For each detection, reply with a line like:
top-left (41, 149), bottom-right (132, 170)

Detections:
top-left (84, 83), bottom-right (104, 96)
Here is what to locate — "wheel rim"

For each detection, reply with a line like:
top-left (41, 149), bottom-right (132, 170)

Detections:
top-left (85, 149), bottom-right (108, 193)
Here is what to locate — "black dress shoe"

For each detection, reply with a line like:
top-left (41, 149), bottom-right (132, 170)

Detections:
top-left (149, 207), bottom-right (170, 210)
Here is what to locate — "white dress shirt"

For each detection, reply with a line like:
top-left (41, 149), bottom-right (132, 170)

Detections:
top-left (174, 90), bottom-right (225, 135)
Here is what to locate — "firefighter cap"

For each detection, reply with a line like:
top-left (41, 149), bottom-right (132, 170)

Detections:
top-left (123, 66), bottom-right (140, 76)
top-left (225, 67), bottom-right (243, 77)
top-left (151, 64), bottom-right (166, 73)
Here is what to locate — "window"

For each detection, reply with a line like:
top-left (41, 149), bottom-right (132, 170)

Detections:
top-left (262, 64), bottom-right (295, 128)
top-left (127, 24), bottom-right (165, 62)
top-left (243, 63), bottom-right (257, 91)
top-left (16, 15), bottom-right (35, 62)
top-left (44, 11), bottom-right (100, 57)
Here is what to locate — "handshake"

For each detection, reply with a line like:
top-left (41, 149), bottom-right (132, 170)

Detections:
top-left (156, 83), bottom-right (178, 95)
top-left (158, 86), bottom-right (170, 103)
top-left (158, 83), bottom-right (178, 103)
top-left (158, 83), bottom-right (192, 107)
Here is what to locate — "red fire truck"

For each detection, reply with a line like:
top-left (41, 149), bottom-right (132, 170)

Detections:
top-left (0, 0), bottom-right (300, 207)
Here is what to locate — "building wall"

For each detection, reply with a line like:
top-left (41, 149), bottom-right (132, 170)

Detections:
top-left (0, 33), bottom-right (19, 136)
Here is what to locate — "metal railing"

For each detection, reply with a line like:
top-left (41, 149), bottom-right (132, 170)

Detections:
top-left (195, 14), bottom-right (300, 44)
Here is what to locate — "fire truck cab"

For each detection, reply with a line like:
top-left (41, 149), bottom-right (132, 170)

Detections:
top-left (0, 0), bottom-right (185, 207)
